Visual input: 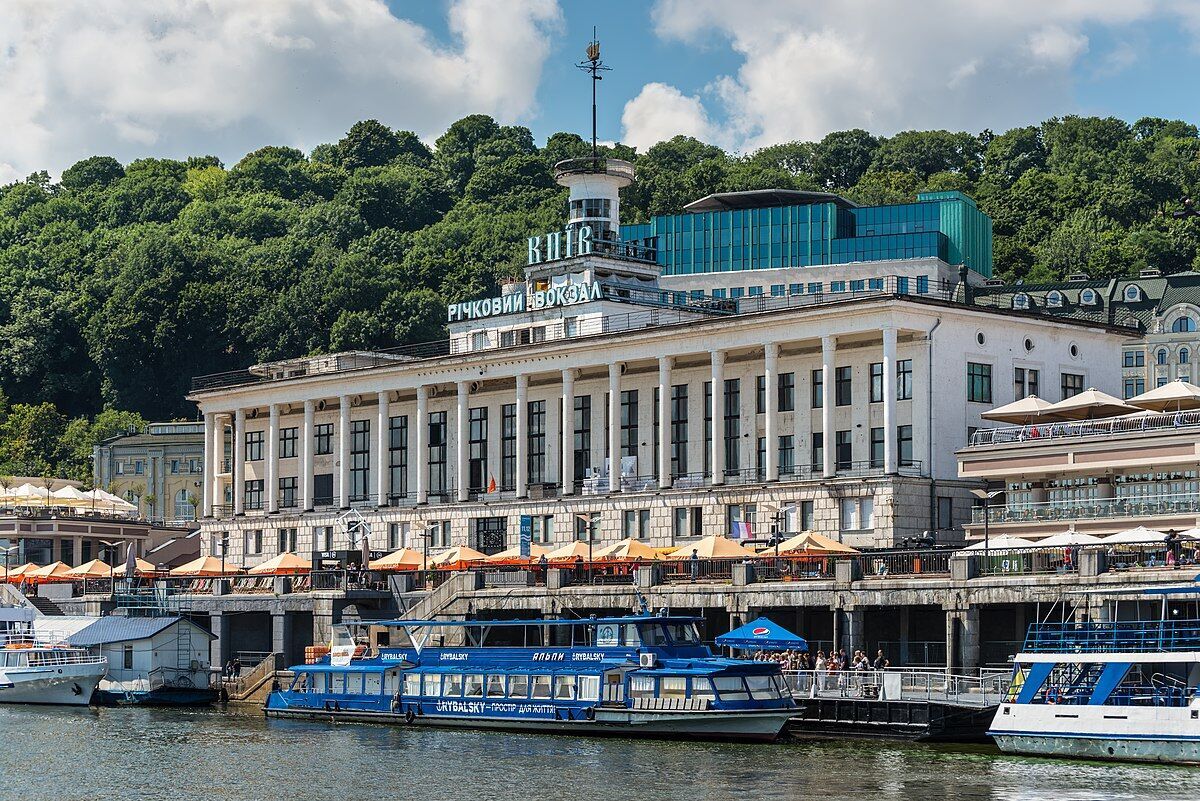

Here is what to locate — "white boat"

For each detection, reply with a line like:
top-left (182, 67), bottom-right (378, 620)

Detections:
top-left (990, 586), bottom-right (1200, 764)
top-left (0, 632), bottom-right (107, 706)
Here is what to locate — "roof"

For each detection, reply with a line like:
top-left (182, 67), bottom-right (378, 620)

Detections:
top-left (369, 615), bottom-right (701, 628)
top-left (684, 189), bottom-right (858, 213)
top-left (716, 617), bottom-right (809, 650)
top-left (66, 616), bottom-right (213, 647)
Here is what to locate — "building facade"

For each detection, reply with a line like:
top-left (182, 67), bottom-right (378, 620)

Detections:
top-left (93, 421), bottom-right (206, 526)
top-left (188, 162), bottom-right (1128, 569)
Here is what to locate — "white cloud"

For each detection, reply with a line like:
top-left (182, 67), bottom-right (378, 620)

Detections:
top-left (0, 0), bottom-right (563, 179)
top-left (623, 0), bottom-right (1188, 151)
top-left (621, 82), bottom-right (720, 150)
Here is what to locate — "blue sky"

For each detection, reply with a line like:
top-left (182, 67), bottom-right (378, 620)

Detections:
top-left (3, 0), bottom-right (1200, 181)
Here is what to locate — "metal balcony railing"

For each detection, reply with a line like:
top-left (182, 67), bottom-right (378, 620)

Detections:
top-left (970, 410), bottom-right (1200, 447)
top-left (974, 492), bottom-right (1200, 524)
top-left (1023, 619), bottom-right (1200, 653)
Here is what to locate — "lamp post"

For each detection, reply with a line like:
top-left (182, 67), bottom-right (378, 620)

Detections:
top-left (969, 488), bottom-right (1005, 559)
top-left (758, 503), bottom-right (796, 559)
top-left (99, 539), bottom-right (120, 597)
top-left (0, 545), bottom-right (17, 585)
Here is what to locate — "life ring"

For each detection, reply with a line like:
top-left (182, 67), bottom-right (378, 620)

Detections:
top-left (405, 709), bottom-right (415, 724)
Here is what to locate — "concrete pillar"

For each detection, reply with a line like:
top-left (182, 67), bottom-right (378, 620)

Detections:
top-left (945, 610), bottom-right (959, 671)
top-left (211, 414), bottom-right (226, 515)
top-left (711, 351), bottom-right (725, 486)
top-left (821, 336), bottom-right (835, 478)
top-left (882, 326), bottom-right (897, 474)
top-left (561, 369), bottom-right (575, 495)
top-left (842, 608), bottom-right (865, 656)
top-left (266, 403), bottom-right (280, 514)
top-left (202, 412), bottom-right (215, 517)
top-left (961, 607), bottom-right (980, 671)
top-left (608, 363), bottom-right (621, 493)
top-left (376, 391), bottom-right (389, 506)
top-left (516, 374), bottom-right (529, 498)
top-left (658, 356), bottom-right (672, 489)
top-left (338, 395), bottom-right (351, 508)
top-left (271, 610), bottom-right (293, 662)
top-left (313, 597), bottom-right (336, 648)
top-left (456, 381), bottom-right (469, 502)
top-left (233, 410), bottom-right (246, 515)
top-left (210, 612), bottom-right (231, 671)
top-left (898, 608), bottom-right (911, 665)
top-left (415, 386), bottom-right (428, 504)
top-left (301, 400), bottom-right (315, 511)
top-left (764, 343), bottom-right (779, 481)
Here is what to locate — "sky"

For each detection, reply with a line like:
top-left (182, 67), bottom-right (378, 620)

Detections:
top-left (4, 0), bottom-right (1200, 182)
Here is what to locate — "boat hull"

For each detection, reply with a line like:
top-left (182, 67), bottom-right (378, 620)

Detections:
top-left (92, 687), bottom-right (219, 707)
top-left (263, 703), bottom-right (793, 742)
top-left (992, 732), bottom-right (1200, 765)
top-left (990, 704), bottom-right (1200, 764)
top-left (0, 664), bottom-right (105, 706)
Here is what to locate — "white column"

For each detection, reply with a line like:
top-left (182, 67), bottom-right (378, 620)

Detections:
top-left (415, 386), bottom-right (429, 504)
top-left (301, 400), bottom-right (314, 511)
top-left (456, 381), bottom-right (469, 502)
top-left (658, 356), bottom-right (672, 489)
top-left (765, 343), bottom-right (779, 482)
top-left (266, 403), bottom-right (279, 514)
top-left (883, 326), bottom-right (898, 475)
top-left (822, 336), bottom-right (835, 478)
top-left (202, 412), bottom-right (214, 518)
top-left (338, 395), bottom-right (351, 508)
top-left (608, 363), bottom-right (621, 493)
top-left (515, 375), bottom-right (529, 498)
top-left (711, 351), bottom-right (725, 486)
top-left (376, 391), bottom-right (389, 506)
top-left (233, 409), bottom-right (246, 515)
top-left (561, 369), bottom-right (575, 495)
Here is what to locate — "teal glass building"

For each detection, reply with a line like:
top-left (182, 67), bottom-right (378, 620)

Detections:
top-left (621, 189), bottom-right (992, 279)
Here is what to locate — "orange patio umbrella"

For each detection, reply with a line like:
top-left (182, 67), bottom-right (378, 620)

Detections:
top-left (369, 548), bottom-right (426, 571)
top-left (666, 535), bottom-right (758, 560)
top-left (3, 562), bottom-right (40, 582)
top-left (248, 552), bottom-right (312, 575)
top-left (429, 545), bottom-right (487, 569)
top-left (544, 541), bottom-right (594, 562)
top-left (483, 543), bottom-right (551, 564)
top-left (775, 532), bottom-right (861, 556)
top-left (170, 555), bottom-right (235, 576)
top-left (25, 561), bottom-right (73, 583)
top-left (592, 538), bottom-right (663, 561)
top-left (113, 557), bottom-right (159, 577)
top-left (66, 558), bottom-right (117, 578)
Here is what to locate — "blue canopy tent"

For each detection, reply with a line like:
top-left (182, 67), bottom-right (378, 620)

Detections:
top-left (716, 617), bottom-right (808, 652)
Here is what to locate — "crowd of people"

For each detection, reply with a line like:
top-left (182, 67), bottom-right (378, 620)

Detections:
top-left (752, 647), bottom-right (892, 672)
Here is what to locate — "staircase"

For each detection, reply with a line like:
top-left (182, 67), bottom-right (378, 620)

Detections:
top-left (392, 572), bottom-right (478, 647)
top-left (220, 652), bottom-right (285, 706)
top-left (25, 595), bottom-right (64, 616)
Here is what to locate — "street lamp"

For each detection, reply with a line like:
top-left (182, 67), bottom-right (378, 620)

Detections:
top-left (99, 539), bottom-right (121, 597)
top-left (969, 488), bottom-right (1005, 558)
top-left (0, 544), bottom-right (17, 585)
top-left (758, 503), bottom-right (796, 558)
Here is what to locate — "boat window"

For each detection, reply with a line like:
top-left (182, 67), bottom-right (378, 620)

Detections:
top-left (690, 677), bottom-right (715, 704)
top-left (404, 673), bottom-right (421, 696)
top-left (629, 675), bottom-right (656, 699)
top-left (383, 670), bottom-right (400, 696)
top-left (713, 676), bottom-right (749, 701)
top-left (622, 624), bottom-right (640, 646)
top-left (464, 675), bottom-right (484, 698)
top-left (531, 675), bottom-right (553, 699)
top-left (746, 675), bottom-right (778, 700)
top-left (422, 674), bottom-right (441, 697)
top-left (508, 675), bottom-right (529, 699)
top-left (637, 624), bottom-right (669, 647)
top-left (577, 675), bottom-right (600, 702)
top-left (346, 673), bottom-right (364, 695)
top-left (365, 673), bottom-right (382, 696)
top-left (486, 674), bottom-right (506, 697)
top-left (330, 672), bottom-right (347, 695)
top-left (554, 675), bottom-right (577, 700)
top-left (313, 672), bottom-right (328, 693)
top-left (444, 674), bottom-right (463, 697)
top-left (666, 624), bottom-right (700, 646)
top-left (771, 674), bottom-right (789, 697)
top-left (660, 676), bottom-right (687, 698)
top-left (595, 623), bottom-right (620, 647)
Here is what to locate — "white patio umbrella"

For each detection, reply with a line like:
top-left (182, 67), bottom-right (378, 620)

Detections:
top-left (980, 395), bottom-right (1058, 424)
top-left (7, 483), bottom-right (50, 504)
top-left (51, 486), bottom-right (92, 508)
top-left (1104, 526), bottom-right (1167, 545)
top-left (961, 534), bottom-right (1037, 551)
top-left (1125, 379), bottom-right (1200, 413)
top-left (1042, 388), bottom-right (1140, 420)
top-left (83, 489), bottom-right (138, 514)
top-left (1037, 530), bottom-right (1104, 547)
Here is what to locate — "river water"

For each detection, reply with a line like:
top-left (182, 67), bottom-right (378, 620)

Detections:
top-left (0, 706), bottom-right (1196, 801)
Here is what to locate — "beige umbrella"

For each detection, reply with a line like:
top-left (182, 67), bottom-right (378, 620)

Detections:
top-left (775, 531), bottom-right (861, 555)
top-left (85, 489), bottom-right (138, 514)
top-left (666, 535), bottom-right (759, 560)
top-left (980, 395), bottom-right (1058, 424)
top-left (52, 486), bottom-right (93, 507)
top-left (4, 563), bottom-right (40, 583)
top-left (113, 557), bottom-right (159, 576)
top-left (1037, 530), bottom-right (1104, 547)
top-left (1105, 526), bottom-right (1166, 545)
top-left (592, 538), bottom-right (663, 561)
top-left (25, 561), bottom-right (73, 583)
top-left (248, 552), bottom-right (311, 575)
top-left (428, 545), bottom-right (487, 568)
top-left (369, 548), bottom-right (426, 570)
top-left (8, 483), bottom-right (49, 504)
top-left (483, 543), bottom-right (551, 564)
top-left (544, 541), bottom-right (595, 562)
top-left (1042, 388), bottom-right (1140, 420)
top-left (1126, 379), bottom-right (1200, 413)
top-left (170, 555), bottom-right (234, 576)
top-left (66, 558), bottom-right (116, 578)
top-left (961, 534), bottom-right (1037, 551)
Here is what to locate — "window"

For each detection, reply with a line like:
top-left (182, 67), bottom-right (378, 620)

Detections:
top-left (315, 423), bottom-right (333, 455)
top-left (811, 369), bottom-right (823, 408)
top-left (244, 480), bottom-right (264, 511)
top-left (937, 497), bottom-right (953, 531)
top-left (123, 645), bottom-right (134, 670)
top-left (835, 430), bottom-right (852, 470)
top-left (723, 379), bottom-right (740, 475)
top-left (387, 522), bottom-right (404, 550)
top-left (428, 412), bottom-right (447, 496)
top-left (811, 432), bottom-right (823, 472)
top-left (1014, 367), bottom-right (1039, 399)
top-left (839, 497), bottom-right (874, 530)
top-left (135, 460), bottom-right (144, 475)
top-left (530, 515), bottom-right (553, 544)
top-left (1123, 350), bottom-right (1145, 368)
top-left (389, 416), bottom-right (408, 501)
top-left (869, 363), bottom-right (883, 403)
top-left (1157, 349), bottom-right (1169, 366)
top-left (1046, 290), bottom-right (1064, 308)
top-left (252, 529), bottom-right (263, 554)
top-left (1173, 316), bottom-right (1196, 333)
top-left (778, 435), bottom-right (794, 476)
top-left (174, 489), bottom-right (195, 521)
top-left (672, 506), bottom-right (703, 541)
top-left (967, 363), bottom-right (992, 403)
top-left (1124, 377), bottom-right (1146, 399)
top-left (468, 407), bottom-right (488, 493)
top-left (623, 509), bottom-right (651, 540)
top-left (279, 477), bottom-right (297, 509)
top-left (897, 359), bottom-right (912, 400)
top-left (471, 331), bottom-right (489, 351)
top-left (870, 427), bottom-right (884, 469)
top-left (527, 400), bottom-right (546, 484)
top-left (897, 425), bottom-right (913, 467)
top-left (1182, 348), bottom-right (1191, 365)
top-left (777, 372), bottom-right (795, 412)
top-left (429, 520), bottom-right (451, 549)
top-left (1060, 372), bottom-right (1084, 400)
top-left (799, 501), bottom-right (814, 532)
top-left (755, 375), bottom-right (766, 415)
top-left (573, 395), bottom-right (591, 484)
top-left (670, 385), bottom-right (688, 478)
top-left (574, 512), bottom-right (600, 542)
top-left (169, 459), bottom-right (179, 474)
top-left (620, 390), bottom-right (638, 458)
top-left (501, 404), bottom-right (516, 491)
top-left (245, 431), bottom-right (264, 462)
top-left (316, 525), bottom-right (333, 552)
top-left (279, 427), bottom-right (297, 459)
top-left (835, 366), bottom-right (852, 406)
top-left (726, 503), bottom-right (757, 537)
top-left (277, 527), bottom-right (297, 553)
top-left (350, 419), bottom-right (370, 502)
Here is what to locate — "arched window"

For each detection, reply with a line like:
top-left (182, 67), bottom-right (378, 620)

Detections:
top-left (1046, 290), bottom-right (1064, 308)
top-left (1013, 293), bottom-right (1031, 310)
top-left (175, 489), bottom-right (195, 521)
top-left (1181, 348), bottom-right (1191, 365)
top-left (1172, 316), bottom-right (1196, 333)
top-left (1158, 349), bottom-right (1168, 366)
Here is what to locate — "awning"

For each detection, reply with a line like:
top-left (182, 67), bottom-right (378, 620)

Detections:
top-left (716, 617), bottom-right (808, 651)
top-left (980, 395), bottom-right (1057, 424)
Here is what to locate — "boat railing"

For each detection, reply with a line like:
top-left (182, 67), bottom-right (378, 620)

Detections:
top-left (1023, 619), bottom-right (1200, 653)
top-left (1, 635), bottom-right (107, 665)
top-left (781, 667), bottom-right (1009, 706)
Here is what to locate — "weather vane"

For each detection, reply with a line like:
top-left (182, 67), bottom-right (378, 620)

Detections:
top-left (577, 27), bottom-right (611, 162)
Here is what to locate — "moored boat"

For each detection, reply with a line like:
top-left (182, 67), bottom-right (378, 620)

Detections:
top-left (0, 632), bottom-right (107, 706)
top-left (264, 613), bottom-right (796, 741)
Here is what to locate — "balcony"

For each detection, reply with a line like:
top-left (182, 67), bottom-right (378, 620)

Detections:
top-left (969, 409), bottom-right (1200, 448)
top-left (973, 492), bottom-right (1200, 525)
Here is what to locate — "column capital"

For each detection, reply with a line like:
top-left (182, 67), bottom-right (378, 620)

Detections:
top-left (711, 349), bottom-right (725, 367)
top-left (658, 355), bottom-right (674, 371)
top-left (302, 398), bottom-right (315, 412)
top-left (821, 334), bottom-right (836, 351)
top-left (608, 362), bottom-right (623, 380)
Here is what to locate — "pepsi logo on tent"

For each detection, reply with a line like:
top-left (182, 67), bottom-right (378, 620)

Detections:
top-left (752, 627), bottom-right (770, 636)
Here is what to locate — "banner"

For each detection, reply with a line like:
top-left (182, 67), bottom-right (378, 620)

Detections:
top-left (519, 515), bottom-right (532, 557)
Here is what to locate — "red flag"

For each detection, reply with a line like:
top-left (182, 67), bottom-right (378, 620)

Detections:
top-left (487, 475), bottom-right (497, 493)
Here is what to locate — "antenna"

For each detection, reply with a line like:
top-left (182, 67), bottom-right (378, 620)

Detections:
top-left (576, 27), bottom-right (611, 162)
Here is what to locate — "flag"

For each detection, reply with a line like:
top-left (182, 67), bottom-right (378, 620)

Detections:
top-left (487, 475), bottom-right (497, 493)
top-left (730, 521), bottom-right (753, 540)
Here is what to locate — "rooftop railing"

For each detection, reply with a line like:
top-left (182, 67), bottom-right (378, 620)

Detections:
top-left (969, 410), bottom-right (1200, 447)
top-left (1023, 619), bottom-right (1200, 653)
top-left (974, 492), bottom-right (1200, 525)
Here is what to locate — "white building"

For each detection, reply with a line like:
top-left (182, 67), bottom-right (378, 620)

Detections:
top-left (188, 160), bottom-right (1130, 566)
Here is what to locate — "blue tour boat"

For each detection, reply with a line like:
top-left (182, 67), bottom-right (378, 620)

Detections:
top-left (264, 613), bottom-right (796, 741)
